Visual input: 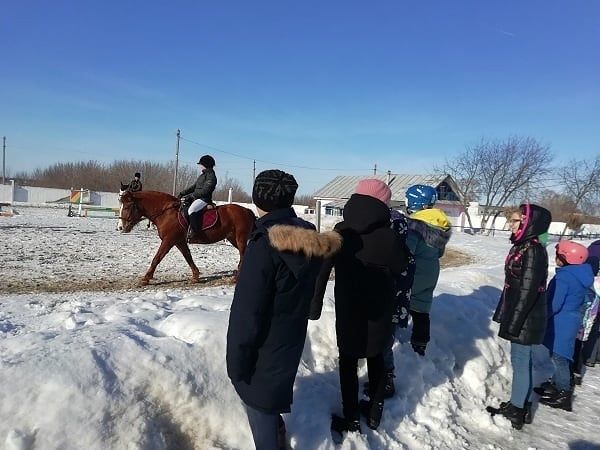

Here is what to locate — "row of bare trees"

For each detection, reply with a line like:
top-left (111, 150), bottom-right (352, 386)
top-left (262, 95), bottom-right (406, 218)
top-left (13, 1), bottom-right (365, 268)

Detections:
top-left (441, 136), bottom-right (600, 233)
top-left (11, 160), bottom-right (319, 206)
top-left (10, 135), bottom-right (599, 218)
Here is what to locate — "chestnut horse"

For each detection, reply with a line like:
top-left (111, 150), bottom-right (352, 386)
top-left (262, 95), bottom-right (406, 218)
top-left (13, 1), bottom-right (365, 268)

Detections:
top-left (119, 190), bottom-right (256, 285)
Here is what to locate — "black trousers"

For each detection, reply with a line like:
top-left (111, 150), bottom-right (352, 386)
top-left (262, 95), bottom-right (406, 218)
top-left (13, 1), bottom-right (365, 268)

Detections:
top-left (410, 310), bottom-right (430, 345)
top-left (339, 352), bottom-right (386, 421)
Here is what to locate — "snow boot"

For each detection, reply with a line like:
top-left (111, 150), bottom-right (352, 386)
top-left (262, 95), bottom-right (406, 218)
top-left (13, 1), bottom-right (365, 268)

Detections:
top-left (411, 341), bottom-right (427, 356)
top-left (487, 401), bottom-right (532, 425)
top-left (539, 390), bottom-right (573, 412)
top-left (572, 373), bottom-right (582, 386)
top-left (331, 414), bottom-right (361, 435)
top-left (534, 380), bottom-right (558, 397)
top-left (359, 399), bottom-right (384, 430)
top-left (363, 371), bottom-right (395, 399)
top-left (499, 403), bottom-right (526, 430)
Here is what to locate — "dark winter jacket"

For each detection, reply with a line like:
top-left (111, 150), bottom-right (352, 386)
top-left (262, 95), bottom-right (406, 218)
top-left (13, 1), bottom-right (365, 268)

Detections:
top-left (311, 194), bottom-right (409, 358)
top-left (493, 204), bottom-right (552, 345)
top-left (543, 263), bottom-right (595, 360)
top-left (179, 168), bottom-right (217, 204)
top-left (128, 179), bottom-right (142, 192)
top-left (226, 208), bottom-right (342, 414)
top-left (406, 208), bottom-right (452, 313)
top-left (390, 209), bottom-right (416, 326)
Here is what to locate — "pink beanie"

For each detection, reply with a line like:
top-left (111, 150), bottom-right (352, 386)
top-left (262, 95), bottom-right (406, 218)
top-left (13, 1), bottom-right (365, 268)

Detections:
top-left (355, 179), bottom-right (392, 205)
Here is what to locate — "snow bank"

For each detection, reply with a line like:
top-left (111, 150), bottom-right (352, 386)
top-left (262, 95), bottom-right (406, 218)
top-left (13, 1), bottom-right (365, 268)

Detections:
top-left (1, 211), bottom-right (599, 449)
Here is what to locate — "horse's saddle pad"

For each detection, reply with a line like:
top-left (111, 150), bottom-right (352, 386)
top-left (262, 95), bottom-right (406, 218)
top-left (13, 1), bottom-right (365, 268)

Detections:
top-left (201, 209), bottom-right (218, 230)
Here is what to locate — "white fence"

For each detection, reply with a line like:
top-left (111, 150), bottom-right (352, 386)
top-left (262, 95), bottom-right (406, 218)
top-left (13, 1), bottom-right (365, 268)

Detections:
top-left (0, 181), bottom-right (119, 208)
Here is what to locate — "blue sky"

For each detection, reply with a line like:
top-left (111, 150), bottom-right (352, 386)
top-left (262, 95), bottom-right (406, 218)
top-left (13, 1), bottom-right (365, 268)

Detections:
top-left (1, 1), bottom-right (599, 194)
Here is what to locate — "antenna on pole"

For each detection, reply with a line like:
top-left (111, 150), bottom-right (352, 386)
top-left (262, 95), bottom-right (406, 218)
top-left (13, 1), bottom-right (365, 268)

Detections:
top-left (2, 136), bottom-right (6, 185)
top-left (253, 160), bottom-right (256, 183)
top-left (172, 129), bottom-right (180, 195)
top-left (373, 164), bottom-right (377, 176)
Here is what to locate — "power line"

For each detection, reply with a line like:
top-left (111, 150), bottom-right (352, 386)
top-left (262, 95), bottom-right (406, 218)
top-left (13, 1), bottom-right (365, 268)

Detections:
top-left (179, 136), bottom-right (366, 172)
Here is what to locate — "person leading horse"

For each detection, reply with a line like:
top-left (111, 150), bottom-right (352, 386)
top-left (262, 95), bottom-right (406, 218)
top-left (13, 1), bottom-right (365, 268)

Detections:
top-left (178, 155), bottom-right (217, 241)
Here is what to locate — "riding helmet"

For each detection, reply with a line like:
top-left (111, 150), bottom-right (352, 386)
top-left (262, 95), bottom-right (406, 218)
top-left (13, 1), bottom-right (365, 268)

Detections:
top-left (198, 155), bottom-right (216, 169)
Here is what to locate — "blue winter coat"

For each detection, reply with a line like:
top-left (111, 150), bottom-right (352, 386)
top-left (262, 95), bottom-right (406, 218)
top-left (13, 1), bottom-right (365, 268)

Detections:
top-left (226, 208), bottom-right (342, 413)
top-left (543, 263), bottom-right (595, 360)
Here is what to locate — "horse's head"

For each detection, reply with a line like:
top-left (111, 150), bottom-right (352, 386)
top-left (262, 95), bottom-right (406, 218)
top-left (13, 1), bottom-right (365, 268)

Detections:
top-left (119, 191), bottom-right (144, 233)
top-left (119, 182), bottom-right (130, 198)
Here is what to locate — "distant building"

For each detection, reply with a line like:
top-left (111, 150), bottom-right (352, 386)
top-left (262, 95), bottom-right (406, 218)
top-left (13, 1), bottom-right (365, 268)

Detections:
top-left (313, 173), bottom-right (464, 223)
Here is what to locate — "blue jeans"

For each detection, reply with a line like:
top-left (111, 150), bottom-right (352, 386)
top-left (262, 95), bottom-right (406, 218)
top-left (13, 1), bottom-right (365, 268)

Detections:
top-left (245, 405), bottom-right (281, 450)
top-left (551, 353), bottom-right (571, 391)
top-left (510, 343), bottom-right (533, 408)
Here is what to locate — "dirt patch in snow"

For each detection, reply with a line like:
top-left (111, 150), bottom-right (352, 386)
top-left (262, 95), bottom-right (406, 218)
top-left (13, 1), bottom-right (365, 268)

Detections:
top-left (441, 248), bottom-right (474, 268)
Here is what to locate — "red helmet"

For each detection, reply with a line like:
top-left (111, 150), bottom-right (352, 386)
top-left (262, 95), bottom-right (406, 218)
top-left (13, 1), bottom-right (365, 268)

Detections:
top-left (556, 240), bottom-right (589, 265)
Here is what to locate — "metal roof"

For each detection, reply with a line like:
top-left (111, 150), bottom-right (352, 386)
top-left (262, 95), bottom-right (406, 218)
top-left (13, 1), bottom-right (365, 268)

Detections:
top-left (314, 174), bottom-right (452, 201)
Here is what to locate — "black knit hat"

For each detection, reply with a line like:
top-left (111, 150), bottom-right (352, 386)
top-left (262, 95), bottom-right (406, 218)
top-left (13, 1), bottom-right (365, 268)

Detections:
top-left (252, 170), bottom-right (298, 212)
top-left (198, 155), bottom-right (216, 168)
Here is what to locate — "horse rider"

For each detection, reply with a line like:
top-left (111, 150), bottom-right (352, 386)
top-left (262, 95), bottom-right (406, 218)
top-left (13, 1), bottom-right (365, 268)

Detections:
top-left (129, 172), bottom-right (143, 192)
top-left (178, 155), bottom-right (217, 241)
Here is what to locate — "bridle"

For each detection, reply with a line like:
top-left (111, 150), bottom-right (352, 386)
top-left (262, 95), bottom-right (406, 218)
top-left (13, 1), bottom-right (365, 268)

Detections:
top-left (120, 194), bottom-right (180, 225)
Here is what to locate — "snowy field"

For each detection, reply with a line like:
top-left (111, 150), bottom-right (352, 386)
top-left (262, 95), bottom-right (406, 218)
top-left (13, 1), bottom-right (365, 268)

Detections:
top-left (1, 208), bottom-right (599, 450)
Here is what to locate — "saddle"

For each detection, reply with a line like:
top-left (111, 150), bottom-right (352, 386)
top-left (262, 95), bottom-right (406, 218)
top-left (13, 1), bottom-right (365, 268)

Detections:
top-left (178, 206), bottom-right (219, 231)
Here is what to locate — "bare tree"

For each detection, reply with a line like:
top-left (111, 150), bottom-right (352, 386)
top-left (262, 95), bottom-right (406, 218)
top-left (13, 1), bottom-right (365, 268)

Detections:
top-left (213, 173), bottom-right (252, 203)
top-left (442, 136), bottom-right (554, 233)
top-left (558, 156), bottom-right (600, 235)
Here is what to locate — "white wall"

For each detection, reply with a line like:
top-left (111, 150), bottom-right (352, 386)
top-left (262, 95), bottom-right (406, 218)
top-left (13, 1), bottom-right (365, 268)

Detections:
top-left (4, 183), bottom-right (120, 207)
top-left (0, 182), bottom-right (14, 203)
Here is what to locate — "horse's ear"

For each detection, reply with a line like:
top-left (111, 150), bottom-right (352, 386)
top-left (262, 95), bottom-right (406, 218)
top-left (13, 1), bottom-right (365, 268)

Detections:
top-left (120, 181), bottom-right (129, 191)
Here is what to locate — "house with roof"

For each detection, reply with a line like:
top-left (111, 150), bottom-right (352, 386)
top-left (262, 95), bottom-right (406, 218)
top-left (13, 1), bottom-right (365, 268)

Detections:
top-left (313, 173), bottom-right (465, 227)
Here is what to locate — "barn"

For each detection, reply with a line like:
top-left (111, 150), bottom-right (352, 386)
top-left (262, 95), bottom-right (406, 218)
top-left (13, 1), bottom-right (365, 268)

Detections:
top-left (313, 173), bottom-right (464, 229)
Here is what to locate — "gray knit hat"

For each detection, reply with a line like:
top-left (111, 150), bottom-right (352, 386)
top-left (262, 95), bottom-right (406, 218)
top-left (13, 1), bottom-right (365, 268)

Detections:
top-left (252, 170), bottom-right (298, 212)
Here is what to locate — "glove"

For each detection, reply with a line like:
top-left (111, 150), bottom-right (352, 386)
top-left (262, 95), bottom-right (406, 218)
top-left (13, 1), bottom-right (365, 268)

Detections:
top-left (181, 195), bottom-right (193, 204)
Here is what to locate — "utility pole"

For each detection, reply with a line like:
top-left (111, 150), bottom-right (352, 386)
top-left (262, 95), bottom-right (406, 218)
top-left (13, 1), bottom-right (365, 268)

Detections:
top-left (373, 164), bottom-right (377, 176)
top-left (172, 129), bottom-right (180, 195)
top-left (253, 159), bottom-right (256, 183)
top-left (2, 136), bottom-right (6, 185)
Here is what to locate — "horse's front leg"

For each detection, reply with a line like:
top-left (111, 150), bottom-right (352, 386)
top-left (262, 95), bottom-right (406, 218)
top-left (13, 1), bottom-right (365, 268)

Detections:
top-left (140, 239), bottom-right (175, 286)
top-left (175, 241), bottom-right (200, 283)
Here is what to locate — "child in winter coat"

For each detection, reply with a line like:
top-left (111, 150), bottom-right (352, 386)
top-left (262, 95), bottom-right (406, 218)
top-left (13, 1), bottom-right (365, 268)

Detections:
top-left (381, 209), bottom-right (415, 397)
top-left (405, 184), bottom-right (451, 355)
top-left (536, 240), bottom-right (595, 412)
top-left (226, 170), bottom-right (342, 450)
top-left (311, 179), bottom-right (409, 435)
top-left (581, 240), bottom-right (600, 366)
top-left (571, 255), bottom-right (600, 385)
top-left (487, 203), bottom-right (551, 430)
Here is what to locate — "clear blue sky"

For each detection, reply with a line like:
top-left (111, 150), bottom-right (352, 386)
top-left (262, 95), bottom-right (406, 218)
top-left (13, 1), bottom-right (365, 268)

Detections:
top-left (1, 1), bottom-right (599, 194)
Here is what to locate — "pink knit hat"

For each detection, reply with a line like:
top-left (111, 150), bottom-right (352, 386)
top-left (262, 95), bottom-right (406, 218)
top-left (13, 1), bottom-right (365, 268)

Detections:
top-left (355, 179), bottom-right (392, 205)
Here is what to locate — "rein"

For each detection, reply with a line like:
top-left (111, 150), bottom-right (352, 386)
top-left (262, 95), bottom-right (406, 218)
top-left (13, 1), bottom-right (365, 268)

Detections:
top-left (121, 197), bottom-right (180, 224)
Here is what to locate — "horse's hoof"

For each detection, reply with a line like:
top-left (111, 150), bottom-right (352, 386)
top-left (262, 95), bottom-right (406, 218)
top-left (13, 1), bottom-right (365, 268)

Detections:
top-left (139, 279), bottom-right (150, 286)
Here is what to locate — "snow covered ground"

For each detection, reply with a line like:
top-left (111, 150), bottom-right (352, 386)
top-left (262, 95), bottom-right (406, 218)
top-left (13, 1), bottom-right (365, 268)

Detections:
top-left (1, 208), bottom-right (599, 449)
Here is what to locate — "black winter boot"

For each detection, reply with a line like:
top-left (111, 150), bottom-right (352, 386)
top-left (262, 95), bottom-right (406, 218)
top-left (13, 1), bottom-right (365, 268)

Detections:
top-left (534, 380), bottom-right (558, 397)
top-left (539, 390), bottom-right (573, 412)
top-left (411, 341), bottom-right (427, 356)
top-left (486, 401), bottom-right (532, 424)
top-left (331, 414), bottom-right (361, 434)
top-left (359, 399), bottom-right (384, 430)
top-left (500, 403), bottom-right (526, 430)
top-left (363, 371), bottom-right (395, 399)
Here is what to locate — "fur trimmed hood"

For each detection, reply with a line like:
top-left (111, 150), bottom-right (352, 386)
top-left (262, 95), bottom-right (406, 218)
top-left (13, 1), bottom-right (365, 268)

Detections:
top-left (408, 215), bottom-right (452, 252)
top-left (268, 225), bottom-right (342, 258)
